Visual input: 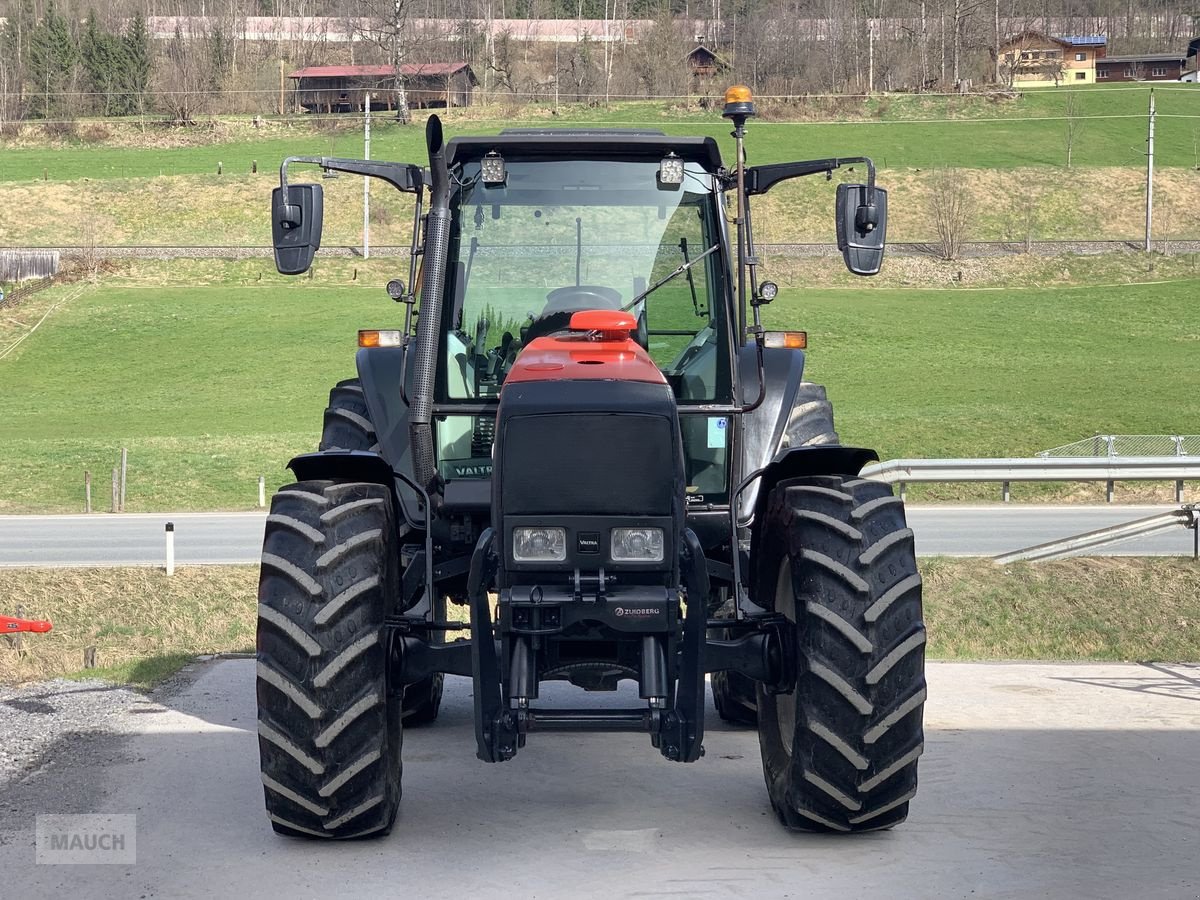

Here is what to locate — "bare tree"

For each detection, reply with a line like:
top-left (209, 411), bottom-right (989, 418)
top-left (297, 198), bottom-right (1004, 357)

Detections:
top-left (351, 0), bottom-right (426, 122)
top-left (1002, 182), bottom-right (1043, 253)
top-left (157, 23), bottom-right (213, 124)
top-left (1064, 89), bottom-right (1081, 168)
top-left (928, 168), bottom-right (974, 261)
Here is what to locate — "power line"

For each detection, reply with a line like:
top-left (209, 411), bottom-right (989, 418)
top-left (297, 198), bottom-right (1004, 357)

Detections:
top-left (7, 83), bottom-right (1200, 99)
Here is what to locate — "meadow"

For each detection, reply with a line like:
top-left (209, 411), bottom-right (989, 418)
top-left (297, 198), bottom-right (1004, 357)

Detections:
top-left (4, 556), bottom-right (1196, 685)
top-left (2, 84), bottom-right (1199, 183)
top-left (1, 257), bottom-right (1196, 513)
top-left (4, 85), bottom-right (1199, 248)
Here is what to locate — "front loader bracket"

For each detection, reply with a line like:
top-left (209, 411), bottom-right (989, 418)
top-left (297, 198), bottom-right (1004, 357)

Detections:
top-left (661, 529), bottom-right (709, 763)
top-left (467, 529), bottom-right (518, 762)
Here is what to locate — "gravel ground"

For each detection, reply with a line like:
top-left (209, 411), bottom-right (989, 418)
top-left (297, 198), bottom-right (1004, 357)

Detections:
top-left (0, 674), bottom-right (185, 788)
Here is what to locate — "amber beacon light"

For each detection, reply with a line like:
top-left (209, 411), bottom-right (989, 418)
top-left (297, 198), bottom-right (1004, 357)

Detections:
top-left (722, 84), bottom-right (756, 120)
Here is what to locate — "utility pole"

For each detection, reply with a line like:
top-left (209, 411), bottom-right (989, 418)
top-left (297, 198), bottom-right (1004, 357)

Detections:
top-left (1145, 88), bottom-right (1155, 253)
top-left (363, 93), bottom-right (371, 260)
top-left (868, 22), bottom-right (876, 94)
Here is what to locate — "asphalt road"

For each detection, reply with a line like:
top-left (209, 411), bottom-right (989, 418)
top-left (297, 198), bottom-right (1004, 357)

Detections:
top-left (0, 505), bottom-right (1193, 566)
top-left (1, 659), bottom-right (1198, 898)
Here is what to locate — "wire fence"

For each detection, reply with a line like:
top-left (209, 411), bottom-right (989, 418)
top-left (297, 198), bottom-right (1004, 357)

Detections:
top-left (1038, 435), bottom-right (1200, 457)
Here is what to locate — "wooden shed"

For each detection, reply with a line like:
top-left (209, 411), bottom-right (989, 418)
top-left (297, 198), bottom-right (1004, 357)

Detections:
top-left (289, 63), bottom-right (478, 113)
top-left (685, 44), bottom-right (729, 84)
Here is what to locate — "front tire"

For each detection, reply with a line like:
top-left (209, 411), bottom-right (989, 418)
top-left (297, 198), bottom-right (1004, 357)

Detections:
top-left (755, 475), bottom-right (926, 832)
top-left (256, 480), bottom-right (402, 839)
top-left (711, 381), bottom-right (839, 727)
top-left (316, 377), bottom-right (444, 726)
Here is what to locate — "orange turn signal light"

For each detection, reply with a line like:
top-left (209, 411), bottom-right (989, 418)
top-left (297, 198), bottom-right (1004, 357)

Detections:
top-left (358, 329), bottom-right (403, 348)
top-left (762, 331), bottom-right (807, 350)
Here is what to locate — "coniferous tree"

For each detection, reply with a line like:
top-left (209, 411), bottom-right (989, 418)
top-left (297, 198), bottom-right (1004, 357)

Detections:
top-left (122, 12), bottom-right (152, 116)
top-left (28, 2), bottom-right (78, 119)
top-left (82, 10), bottom-right (127, 116)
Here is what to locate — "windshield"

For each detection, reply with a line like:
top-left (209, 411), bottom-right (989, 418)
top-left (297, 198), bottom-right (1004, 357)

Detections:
top-left (440, 159), bottom-right (731, 404)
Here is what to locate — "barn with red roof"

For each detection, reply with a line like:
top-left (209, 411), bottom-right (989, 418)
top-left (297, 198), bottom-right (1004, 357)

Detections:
top-left (288, 63), bottom-right (478, 113)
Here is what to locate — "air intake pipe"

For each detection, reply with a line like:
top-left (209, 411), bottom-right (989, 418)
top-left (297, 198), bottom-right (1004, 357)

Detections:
top-left (410, 115), bottom-right (451, 493)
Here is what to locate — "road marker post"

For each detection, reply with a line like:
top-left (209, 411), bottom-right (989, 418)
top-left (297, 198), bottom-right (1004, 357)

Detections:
top-left (165, 522), bottom-right (175, 576)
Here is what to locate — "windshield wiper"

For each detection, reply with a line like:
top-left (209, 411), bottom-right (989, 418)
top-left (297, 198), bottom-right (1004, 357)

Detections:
top-left (623, 243), bottom-right (720, 311)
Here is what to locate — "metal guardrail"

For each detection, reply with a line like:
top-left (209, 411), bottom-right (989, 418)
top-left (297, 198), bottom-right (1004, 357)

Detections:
top-left (994, 506), bottom-right (1198, 563)
top-left (861, 456), bottom-right (1199, 503)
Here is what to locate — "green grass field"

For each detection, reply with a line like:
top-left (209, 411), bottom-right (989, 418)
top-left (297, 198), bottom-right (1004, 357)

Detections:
top-left (4, 85), bottom-right (1200, 183)
top-left (3, 556), bottom-right (1195, 685)
top-left (1, 258), bottom-right (1196, 513)
top-left (4, 85), bottom-right (1199, 248)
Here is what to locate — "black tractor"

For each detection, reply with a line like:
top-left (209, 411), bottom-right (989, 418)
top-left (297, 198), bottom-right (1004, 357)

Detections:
top-left (257, 85), bottom-right (925, 838)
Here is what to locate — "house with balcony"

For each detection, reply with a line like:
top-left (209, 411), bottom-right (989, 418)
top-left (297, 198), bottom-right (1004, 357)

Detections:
top-left (998, 32), bottom-right (1106, 87)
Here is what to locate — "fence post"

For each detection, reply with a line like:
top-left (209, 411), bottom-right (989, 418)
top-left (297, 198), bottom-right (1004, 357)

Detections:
top-left (84, 471), bottom-right (92, 513)
top-left (119, 447), bottom-right (128, 512)
top-left (165, 522), bottom-right (175, 576)
top-left (9, 604), bottom-right (24, 653)
top-left (1175, 436), bottom-right (1185, 503)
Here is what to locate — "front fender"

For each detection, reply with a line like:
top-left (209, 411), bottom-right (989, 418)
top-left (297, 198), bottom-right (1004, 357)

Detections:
top-left (746, 444), bottom-right (879, 603)
top-left (354, 345), bottom-right (424, 530)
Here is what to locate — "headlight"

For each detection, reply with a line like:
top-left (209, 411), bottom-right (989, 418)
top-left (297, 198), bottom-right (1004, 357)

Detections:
top-left (512, 527), bottom-right (567, 562)
top-left (611, 527), bottom-right (664, 562)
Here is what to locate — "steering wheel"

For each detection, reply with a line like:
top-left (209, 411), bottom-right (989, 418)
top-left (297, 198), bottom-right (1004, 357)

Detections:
top-left (542, 285), bottom-right (623, 315)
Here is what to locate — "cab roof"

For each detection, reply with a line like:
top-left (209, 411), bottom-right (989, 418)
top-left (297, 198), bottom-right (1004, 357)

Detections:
top-left (446, 131), bottom-right (725, 172)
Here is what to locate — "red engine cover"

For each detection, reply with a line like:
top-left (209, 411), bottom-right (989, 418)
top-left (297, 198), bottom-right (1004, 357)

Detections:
top-left (506, 310), bottom-right (666, 385)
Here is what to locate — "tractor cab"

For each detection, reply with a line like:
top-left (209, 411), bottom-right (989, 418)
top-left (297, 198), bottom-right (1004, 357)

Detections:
top-left (436, 131), bottom-right (736, 505)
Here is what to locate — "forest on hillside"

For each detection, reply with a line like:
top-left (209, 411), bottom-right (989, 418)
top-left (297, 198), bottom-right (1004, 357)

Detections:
top-left (0, 0), bottom-right (1195, 122)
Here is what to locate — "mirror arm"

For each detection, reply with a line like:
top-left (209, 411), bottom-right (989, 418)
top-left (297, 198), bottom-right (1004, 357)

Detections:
top-left (745, 156), bottom-right (876, 197)
top-left (279, 156), bottom-right (424, 206)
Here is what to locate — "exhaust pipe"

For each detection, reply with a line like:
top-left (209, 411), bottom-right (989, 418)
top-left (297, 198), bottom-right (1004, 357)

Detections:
top-left (410, 115), bottom-right (451, 493)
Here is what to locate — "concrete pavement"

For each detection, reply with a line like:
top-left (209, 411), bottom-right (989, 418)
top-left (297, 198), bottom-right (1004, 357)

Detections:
top-left (1, 659), bottom-right (1198, 898)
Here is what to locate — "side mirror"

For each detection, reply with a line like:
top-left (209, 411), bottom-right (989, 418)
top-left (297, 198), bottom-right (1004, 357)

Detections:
top-left (272, 183), bottom-right (323, 275)
top-left (836, 183), bottom-right (887, 276)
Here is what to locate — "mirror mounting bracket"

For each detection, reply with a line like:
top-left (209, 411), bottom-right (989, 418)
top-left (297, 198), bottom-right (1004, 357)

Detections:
top-left (744, 156), bottom-right (876, 198)
top-left (278, 156), bottom-right (424, 209)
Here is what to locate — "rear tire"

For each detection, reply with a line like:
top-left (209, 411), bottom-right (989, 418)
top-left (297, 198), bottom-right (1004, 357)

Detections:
top-left (711, 666), bottom-right (758, 726)
top-left (781, 382), bottom-right (838, 448)
top-left (401, 595), bottom-right (445, 727)
top-left (256, 480), bottom-right (402, 839)
top-left (755, 475), bottom-right (926, 832)
top-left (319, 379), bottom-right (380, 452)
top-left (708, 594), bottom-right (758, 727)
